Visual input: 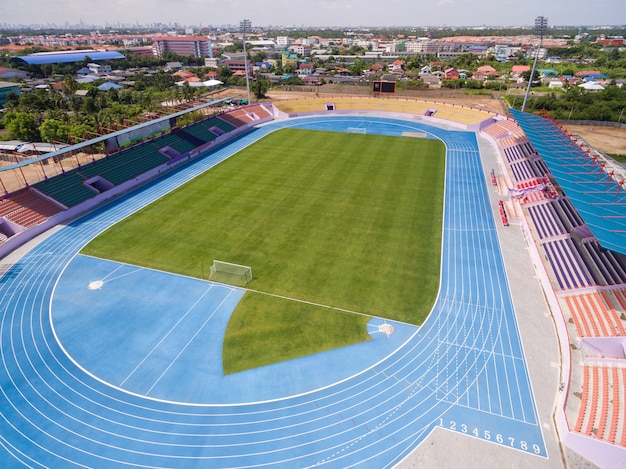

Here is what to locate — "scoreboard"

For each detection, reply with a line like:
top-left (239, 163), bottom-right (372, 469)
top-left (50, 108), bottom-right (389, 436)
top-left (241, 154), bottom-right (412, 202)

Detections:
top-left (372, 81), bottom-right (396, 93)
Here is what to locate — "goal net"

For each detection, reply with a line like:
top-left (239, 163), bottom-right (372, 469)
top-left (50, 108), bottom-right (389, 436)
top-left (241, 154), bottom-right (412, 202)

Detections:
top-left (209, 260), bottom-right (252, 287)
top-left (346, 127), bottom-right (367, 135)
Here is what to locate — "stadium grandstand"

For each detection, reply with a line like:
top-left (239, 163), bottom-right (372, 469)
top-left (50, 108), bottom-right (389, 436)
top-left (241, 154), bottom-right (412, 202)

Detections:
top-left (0, 95), bottom-right (624, 468)
top-left (482, 109), bottom-right (626, 468)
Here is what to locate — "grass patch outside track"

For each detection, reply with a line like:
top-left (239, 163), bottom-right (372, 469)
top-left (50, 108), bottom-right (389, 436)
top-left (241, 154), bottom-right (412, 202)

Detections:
top-left (82, 128), bottom-right (446, 372)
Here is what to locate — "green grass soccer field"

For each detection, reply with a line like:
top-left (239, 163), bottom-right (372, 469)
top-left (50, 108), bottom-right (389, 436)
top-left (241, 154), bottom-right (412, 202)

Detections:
top-left (82, 128), bottom-right (446, 372)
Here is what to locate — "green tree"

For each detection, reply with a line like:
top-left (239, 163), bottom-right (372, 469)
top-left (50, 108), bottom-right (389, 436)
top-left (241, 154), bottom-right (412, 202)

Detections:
top-left (251, 51), bottom-right (267, 64)
top-left (521, 69), bottom-right (542, 86)
top-left (40, 119), bottom-right (70, 143)
top-left (251, 76), bottom-right (270, 100)
top-left (463, 79), bottom-right (484, 89)
top-left (62, 76), bottom-right (79, 95)
top-left (141, 90), bottom-right (156, 111)
top-left (222, 41), bottom-right (244, 54)
top-left (18, 89), bottom-right (52, 114)
top-left (283, 76), bottom-right (303, 85)
top-left (452, 53), bottom-right (479, 70)
top-left (217, 66), bottom-right (233, 82)
top-left (40, 63), bottom-right (52, 78)
top-left (484, 80), bottom-right (508, 91)
top-left (4, 112), bottom-right (40, 141)
top-left (69, 123), bottom-right (92, 139)
top-left (349, 58), bottom-right (367, 76)
top-left (4, 92), bottom-right (20, 110)
top-left (181, 82), bottom-right (195, 101)
top-left (82, 96), bottom-right (98, 114)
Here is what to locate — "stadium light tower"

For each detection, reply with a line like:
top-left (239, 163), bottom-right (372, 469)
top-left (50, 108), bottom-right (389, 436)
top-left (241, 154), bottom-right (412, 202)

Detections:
top-left (521, 16), bottom-right (548, 112)
top-left (240, 19), bottom-right (252, 105)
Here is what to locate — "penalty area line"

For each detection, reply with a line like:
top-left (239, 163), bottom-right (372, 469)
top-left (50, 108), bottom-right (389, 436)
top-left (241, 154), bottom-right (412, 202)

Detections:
top-left (243, 289), bottom-right (421, 328)
top-left (244, 288), bottom-right (371, 319)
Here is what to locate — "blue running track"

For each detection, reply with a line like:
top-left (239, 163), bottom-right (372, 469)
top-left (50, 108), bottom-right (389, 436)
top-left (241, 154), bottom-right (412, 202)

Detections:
top-left (0, 116), bottom-right (547, 467)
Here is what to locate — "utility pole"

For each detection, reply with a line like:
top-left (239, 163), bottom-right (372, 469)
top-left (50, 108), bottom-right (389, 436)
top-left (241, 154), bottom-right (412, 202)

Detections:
top-left (522, 16), bottom-right (548, 112)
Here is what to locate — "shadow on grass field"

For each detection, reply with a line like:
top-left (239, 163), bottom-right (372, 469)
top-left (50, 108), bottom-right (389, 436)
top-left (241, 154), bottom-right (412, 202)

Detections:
top-left (82, 128), bottom-right (445, 372)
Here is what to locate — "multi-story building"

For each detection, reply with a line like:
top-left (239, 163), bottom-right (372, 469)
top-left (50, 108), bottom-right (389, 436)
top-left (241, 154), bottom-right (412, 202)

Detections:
top-left (288, 43), bottom-right (311, 56)
top-left (223, 59), bottom-right (253, 77)
top-left (275, 36), bottom-right (292, 48)
top-left (493, 45), bottom-right (523, 63)
top-left (204, 57), bottom-right (219, 68)
top-left (437, 51), bottom-right (467, 61)
top-left (281, 52), bottom-right (298, 69)
top-left (152, 36), bottom-right (213, 58)
top-left (404, 38), bottom-right (439, 56)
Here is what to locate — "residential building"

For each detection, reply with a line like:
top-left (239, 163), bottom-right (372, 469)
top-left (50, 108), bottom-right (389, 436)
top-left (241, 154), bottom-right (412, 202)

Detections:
top-left (298, 63), bottom-right (314, 76)
top-left (472, 65), bottom-right (500, 80)
top-left (0, 68), bottom-right (28, 80)
top-left (87, 63), bottom-right (112, 74)
top-left (494, 45), bottom-right (523, 63)
top-left (281, 52), bottom-right (298, 69)
top-left (152, 36), bottom-right (213, 58)
top-left (444, 68), bottom-right (460, 80)
top-left (275, 36), bottom-right (292, 48)
top-left (172, 70), bottom-right (196, 81)
top-left (596, 36), bottom-right (626, 47)
top-left (389, 60), bottom-right (404, 74)
top-left (405, 38), bottom-right (439, 56)
top-left (421, 74), bottom-right (441, 88)
top-left (301, 76), bottom-right (320, 85)
top-left (223, 59), bottom-right (253, 77)
top-left (165, 62), bottom-right (183, 71)
top-left (511, 65), bottom-right (531, 79)
top-left (437, 51), bottom-right (467, 61)
top-left (288, 43), bottom-right (311, 56)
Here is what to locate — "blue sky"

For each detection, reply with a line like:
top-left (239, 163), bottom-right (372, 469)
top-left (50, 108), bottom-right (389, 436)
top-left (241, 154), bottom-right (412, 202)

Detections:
top-left (1, 0), bottom-right (624, 28)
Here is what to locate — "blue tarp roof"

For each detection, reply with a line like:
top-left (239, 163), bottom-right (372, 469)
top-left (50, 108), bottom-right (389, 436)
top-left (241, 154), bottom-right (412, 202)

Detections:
top-left (10, 50), bottom-right (125, 65)
top-left (510, 108), bottom-right (626, 255)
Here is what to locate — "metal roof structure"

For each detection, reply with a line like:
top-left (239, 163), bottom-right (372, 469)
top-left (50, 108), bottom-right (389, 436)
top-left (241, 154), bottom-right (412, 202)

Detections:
top-left (97, 81), bottom-right (123, 91)
top-left (0, 81), bottom-right (21, 89)
top-left (510, 108), bottom-right (626, 255)
top-left (9, 49), bottom-right (125, 65)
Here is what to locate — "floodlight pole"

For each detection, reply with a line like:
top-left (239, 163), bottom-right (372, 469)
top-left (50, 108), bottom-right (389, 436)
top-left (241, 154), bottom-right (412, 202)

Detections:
top-left (522, 16), bottom-right (548, 112)
top-left (240, 19), bottom-right (252, 105)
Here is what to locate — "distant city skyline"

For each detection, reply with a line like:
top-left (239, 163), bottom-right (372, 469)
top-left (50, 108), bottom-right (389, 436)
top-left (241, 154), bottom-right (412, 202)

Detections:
top-left (1, 0), bottom-right (625, 29)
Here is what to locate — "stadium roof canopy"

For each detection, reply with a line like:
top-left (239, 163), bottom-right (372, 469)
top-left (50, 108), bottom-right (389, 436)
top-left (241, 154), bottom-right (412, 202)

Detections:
top-left (510, 108), bottom-right (626, 256)
top-left (9, 49), bottom-right (126, 65)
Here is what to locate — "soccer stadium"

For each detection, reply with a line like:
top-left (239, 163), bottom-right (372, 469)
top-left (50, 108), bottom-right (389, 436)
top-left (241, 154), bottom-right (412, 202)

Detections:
top-left (0, 95), bottom-right (625, 468)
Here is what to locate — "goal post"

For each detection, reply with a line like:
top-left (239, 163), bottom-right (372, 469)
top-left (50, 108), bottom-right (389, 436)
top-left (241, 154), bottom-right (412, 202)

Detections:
top-left (209, 260), bottom-right (252, 287)
top-left (346, 127), bottom-right (367, 135)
